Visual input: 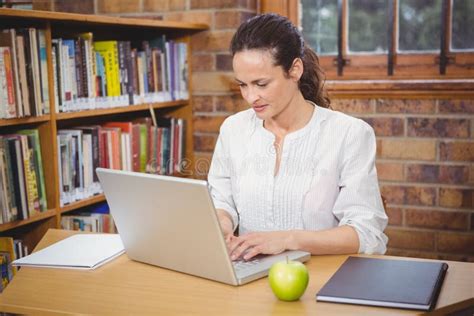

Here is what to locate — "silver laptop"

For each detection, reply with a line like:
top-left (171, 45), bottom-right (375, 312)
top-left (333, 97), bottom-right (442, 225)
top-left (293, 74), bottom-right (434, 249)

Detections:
top-left (96, 168), bottom-right (310, 286)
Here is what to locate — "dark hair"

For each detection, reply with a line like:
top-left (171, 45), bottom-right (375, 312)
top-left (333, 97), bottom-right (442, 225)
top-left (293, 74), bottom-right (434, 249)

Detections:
top-left (230, 13), bottom-right (330, 108)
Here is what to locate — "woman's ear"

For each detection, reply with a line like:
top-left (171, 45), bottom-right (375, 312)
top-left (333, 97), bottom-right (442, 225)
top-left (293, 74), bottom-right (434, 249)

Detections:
top-left (289, 58), bottom-right (304, 82)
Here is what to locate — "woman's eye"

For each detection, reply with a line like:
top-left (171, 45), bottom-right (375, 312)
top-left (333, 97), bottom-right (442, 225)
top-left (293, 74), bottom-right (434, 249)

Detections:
top-left (256, 83), bottom-right (267, 87)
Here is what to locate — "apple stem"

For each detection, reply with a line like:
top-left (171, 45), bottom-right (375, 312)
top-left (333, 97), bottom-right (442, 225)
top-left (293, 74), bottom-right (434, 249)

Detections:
top-left (286, 255), bottom-right (289, 264)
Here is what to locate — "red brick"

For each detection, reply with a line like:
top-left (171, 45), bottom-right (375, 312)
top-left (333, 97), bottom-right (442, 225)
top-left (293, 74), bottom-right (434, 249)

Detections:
top-left (169, 0), bottom-right (186, 10)
top-left (330, 99), bottom-right (373, 114)
top-left (191, 30), bottom-right (235, 52)
top-left (407, 118), bottom-right (470, 138)
top-left (378, 139), bottom-right (436, 160)
top-left (405, 209), bottom-right (468, 230)
top-left (193, 134), bottom-right (217, 152)
top-left (54, 0), bottom-right (94, 13)
top-left (406, 164), bottom-right (470, 184)
top-left (439, 188), bottom-right (473, 209)
top-left (381, 185), bottom-right (436, 206)
top-left (192, 72), bottom-right (233, 93)
top-left (193, 96), bottom-right (213, 112)
top-left (438, 99), bottom-right (474, 114)
top-left (363, 117), bottom-right (404, 137)
top-left (376, 162), bottom-right (404, 181)
top-left (406, 164), bottom-right (438, 183)
top-left (381, 186), bottom-right (405, 205)
top-left (247, 0), bottom-right (257, 10)
top-left (406, 186), bottom-right (436, 206)
top-left (438, 165), bottom-right (470, 184)
top-left (143, 0), bottom-right (169, 11)
top-left (385, 228), bottom-right (435, 251)
top-left (437, 233), bottom-right (474, 254)
top-left (215, 11), bottom-right (254, 29)
top-left (386, 207), bottom-right (402, 226)
top-left (193, 115), bottom-right (227, 133)
top-left (164, 11), bottom-right (212, 25)
top-left (216, 54), bottom-right (233, 71)
top-left (97, 0), bottom-right (140, 13)
top-left (375, 99), bottom-right (435, 114)
top-left (215, 94), bottom-right (248, 112)
top-left (439, 141), bottom-right (474, 162)
top-left (33, 1), bottom-right (53, 10)
top-left (191, 0), bottom-right (247, 9)
top-left (192, 54), bottom-right (214, 72)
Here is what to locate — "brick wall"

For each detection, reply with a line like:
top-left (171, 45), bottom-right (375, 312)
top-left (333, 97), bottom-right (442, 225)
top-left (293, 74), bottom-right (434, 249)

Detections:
top-left (42, 0), bottom-right (473, 261)
top-left (331, 97), bottom-right (474, 261)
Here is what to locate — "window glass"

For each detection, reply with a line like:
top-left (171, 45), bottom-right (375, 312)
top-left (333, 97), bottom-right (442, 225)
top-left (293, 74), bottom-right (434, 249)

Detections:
top-left (398, 0), bottom-right (441, 52)
top-left (300, 0), bottom-right (338, 55)
top-left (348, 0), bottom-right (388, 53)
top-left (451, 0), bottom-right (474, 50)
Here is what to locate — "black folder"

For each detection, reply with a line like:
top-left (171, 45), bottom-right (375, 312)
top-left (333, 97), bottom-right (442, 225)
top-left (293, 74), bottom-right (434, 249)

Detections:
top-left (316, 256), bottom-right (448, 311)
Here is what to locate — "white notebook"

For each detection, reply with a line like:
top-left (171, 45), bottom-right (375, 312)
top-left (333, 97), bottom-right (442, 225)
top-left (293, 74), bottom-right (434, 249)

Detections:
top-left (12, 234), bottom-right (125, 270)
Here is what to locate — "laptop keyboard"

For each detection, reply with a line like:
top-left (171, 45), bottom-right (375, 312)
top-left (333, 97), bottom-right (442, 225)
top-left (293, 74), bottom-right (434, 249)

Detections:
top-left (233, 258), bottom-right (262, 272)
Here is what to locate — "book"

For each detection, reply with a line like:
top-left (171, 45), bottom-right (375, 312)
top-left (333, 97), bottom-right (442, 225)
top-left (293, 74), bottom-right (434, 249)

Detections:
top-left (18, 129), bottom-right (47, 211)
top-left (15, 34), bottom-right (30, 116)
top-left (0, 47), bottom-right (16, 118)
top-left (94, 41), bottom-right (120, 97)
top-left (12, 234), bottom-right (124, 270)
top-left (316, 256), bottom-right (449, 311)
top-left (37, 29), bottom-right (50, 114)
top-left (0, 237), bottom-right (17, 276)
top-left (0, 29), bottom-right (22, 117)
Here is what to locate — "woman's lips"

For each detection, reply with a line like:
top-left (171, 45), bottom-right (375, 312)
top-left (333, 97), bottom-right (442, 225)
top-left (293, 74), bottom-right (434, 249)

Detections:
top-left (253, 104), bottom-right (268, 112)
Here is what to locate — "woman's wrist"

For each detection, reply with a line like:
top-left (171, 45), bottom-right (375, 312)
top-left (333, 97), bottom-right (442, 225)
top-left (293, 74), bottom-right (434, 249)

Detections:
top-left (217, 210), bottom-right (234, 236)
top-left (285, 230), bottom-right (299, 251)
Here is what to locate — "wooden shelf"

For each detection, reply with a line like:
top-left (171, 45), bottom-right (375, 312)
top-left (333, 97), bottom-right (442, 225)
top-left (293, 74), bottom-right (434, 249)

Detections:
top-left (60, 194), bottom-right (106, 214)
top-left (0, 115), bottom-right (50, 127)
top-left (0, 209), bottom-right (56, 232)
top-left (0, 8), bottom-right (208, 31)
top-left (55, 100), bottom-right (188, 120)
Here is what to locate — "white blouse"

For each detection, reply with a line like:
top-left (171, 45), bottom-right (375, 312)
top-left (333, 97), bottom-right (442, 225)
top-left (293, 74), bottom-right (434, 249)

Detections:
top-left (207, 104), bottom-right (388, 254)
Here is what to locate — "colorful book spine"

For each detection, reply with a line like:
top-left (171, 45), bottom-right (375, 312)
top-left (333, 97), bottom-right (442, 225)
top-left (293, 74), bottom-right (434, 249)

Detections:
top-left (93, 41), bottom-right (120, 97)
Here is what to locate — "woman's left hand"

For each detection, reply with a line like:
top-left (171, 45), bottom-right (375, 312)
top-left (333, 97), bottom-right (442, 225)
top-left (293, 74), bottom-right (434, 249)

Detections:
top-left (227, 231), bottom-right (293, 261)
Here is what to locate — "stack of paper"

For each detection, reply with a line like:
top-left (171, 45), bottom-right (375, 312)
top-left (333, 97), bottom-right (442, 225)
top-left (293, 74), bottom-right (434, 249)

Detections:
top-left (12, 234), bottom-right (125, 270)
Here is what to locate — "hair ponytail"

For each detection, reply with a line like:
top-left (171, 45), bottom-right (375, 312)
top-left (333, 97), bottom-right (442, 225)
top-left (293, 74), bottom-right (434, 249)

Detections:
top-left (299, 46), bottom-right (330, 108)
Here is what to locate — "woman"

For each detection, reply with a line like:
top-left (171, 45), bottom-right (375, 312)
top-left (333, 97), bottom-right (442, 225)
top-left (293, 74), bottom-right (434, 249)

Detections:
top-left (208, 14), bottom-right (388, 261)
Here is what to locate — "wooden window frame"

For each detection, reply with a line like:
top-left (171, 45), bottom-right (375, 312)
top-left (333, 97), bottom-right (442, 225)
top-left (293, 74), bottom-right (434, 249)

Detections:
top-left (261, 0), bottom-right (474, 80)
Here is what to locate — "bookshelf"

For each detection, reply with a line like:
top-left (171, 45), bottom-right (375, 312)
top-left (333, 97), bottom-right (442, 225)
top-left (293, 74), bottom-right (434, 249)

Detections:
top-left (0, 8), bottom-right (208, 252)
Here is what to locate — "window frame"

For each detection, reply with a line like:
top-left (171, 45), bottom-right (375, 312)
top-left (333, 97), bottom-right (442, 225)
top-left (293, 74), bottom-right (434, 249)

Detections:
top-left (261, 0), bottom-right (474, 80)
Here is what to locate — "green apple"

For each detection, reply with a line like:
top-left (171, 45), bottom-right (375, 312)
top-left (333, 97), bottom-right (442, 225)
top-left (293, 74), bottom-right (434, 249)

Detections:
top-left (268, 258), bottom-right (309, 301)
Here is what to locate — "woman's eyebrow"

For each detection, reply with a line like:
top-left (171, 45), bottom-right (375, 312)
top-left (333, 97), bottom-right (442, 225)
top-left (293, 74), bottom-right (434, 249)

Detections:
top-left (234, 78), bottom-right (268, 84)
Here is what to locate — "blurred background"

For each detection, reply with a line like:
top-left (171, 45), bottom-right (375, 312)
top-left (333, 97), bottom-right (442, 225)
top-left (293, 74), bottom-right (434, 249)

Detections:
top-left (5, 0), bottom-right (472, 262)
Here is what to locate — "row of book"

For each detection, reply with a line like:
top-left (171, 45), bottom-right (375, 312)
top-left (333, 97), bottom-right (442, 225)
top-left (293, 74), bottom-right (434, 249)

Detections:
top-left (52, 35), bottom-right (188, 112)
top-left (0, 28), bottom-right (50, 119)
top-left (58, 116), bottom-right (186, 206)
top-left (0, 129), bottom-right (47, 224)
top-left (60, 203), bottom-right (117, 233)
top-left (0, 236), bottom-right (28, 292)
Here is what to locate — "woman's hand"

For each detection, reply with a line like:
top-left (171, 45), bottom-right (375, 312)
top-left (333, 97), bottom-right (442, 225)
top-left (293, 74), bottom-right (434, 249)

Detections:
top-left (227, 231), bottom-right (293, 261)
top-left (216, 209), bottom-right (234, 242)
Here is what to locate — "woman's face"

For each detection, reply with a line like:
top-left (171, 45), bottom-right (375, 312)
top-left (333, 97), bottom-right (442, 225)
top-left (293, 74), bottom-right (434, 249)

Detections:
top-left (232, 49), bottom-right (302, 121)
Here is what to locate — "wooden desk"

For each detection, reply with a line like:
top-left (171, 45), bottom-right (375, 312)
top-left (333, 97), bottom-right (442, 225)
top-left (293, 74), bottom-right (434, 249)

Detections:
top-left (0, 229), bottom-right (473, 315)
